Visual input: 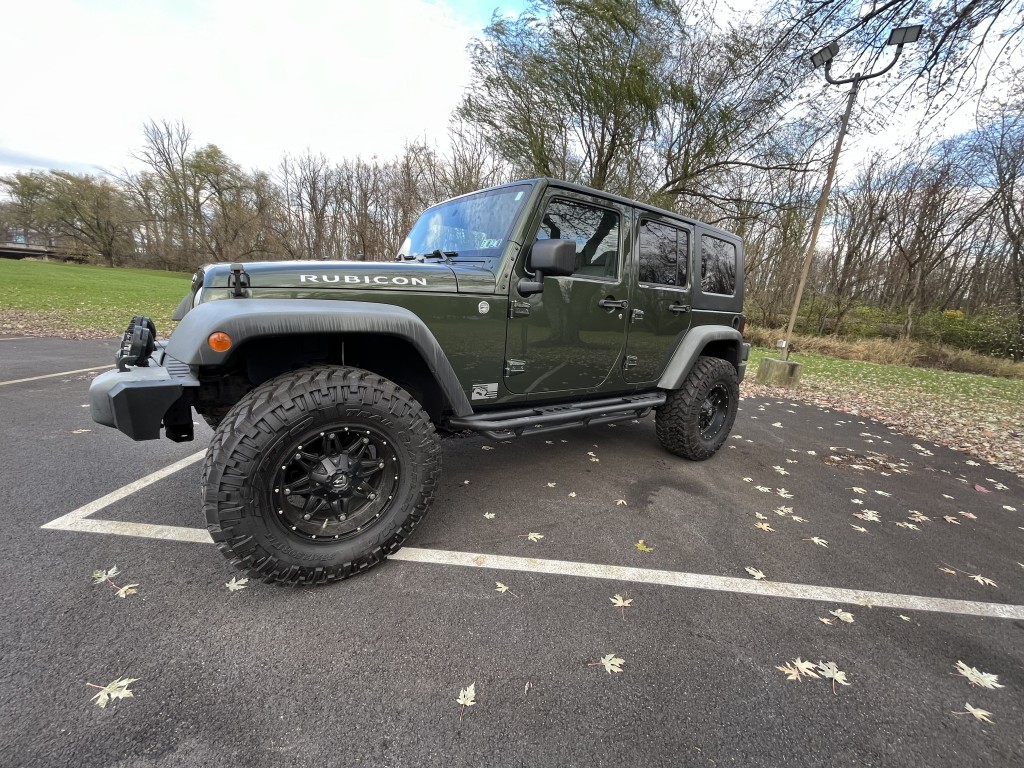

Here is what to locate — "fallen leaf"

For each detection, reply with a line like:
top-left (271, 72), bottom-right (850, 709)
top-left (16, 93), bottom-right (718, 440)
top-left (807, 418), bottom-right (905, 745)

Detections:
top-left (495, 581), bottom-right (510, 594)
top-left (71, 428), bottom-right (92, 434)
top-left (969, 574), bottom-right (997, 587)
top-left (956, 703), bottom-right (994, 723)
top-left (546, 482), bottom-right (556, 487)
top-left (900, 615), bottom-right (911, 621)
top-left (804, 537), bottom-right (829, 548)
top-left (959, 511), bottom-right (977, 519)
top-left (524, 681), bottom-right (532, 694)
top-left (483, 512), bottom-right (495, 519)
top-left (635, 539), bottom-right (654, 552)
top-left (819, 617), bottom-right (834, 625)
top-left (939, 567), bottom-right (957, 575)
top-left (850, 524), bottom-right (869, 533)
top-left (526, 532), bottom-right (544, 542)
top-left (777, 488), bottom-right (794, 498)
top-left (853, 510), bottom-right (881, 522)
top-left (1003, 505), bottom-right (1017, 512)
top-left (875, 490), bottom-right (892, 497)
top-left (610, 594), bottom-right (632, 619)
top-left (755, 485), bottom-right (772, 492)
top-left (754, 522), bottom-right (775, 533)
top-left (481, 446), bottom-right (494, 451)
top-left (974, 484), bottom-right (990, 493)
top-left (816, 661), bottom-right (850, 694)
top-left (462, 480), bottom-right (471, 485)
top-left (894, 522), bottom-right (920, 530)
top-left (755, 512), bottom-right (768, 520)
top-left (615, 499), bottom-right (627, 506)
top-left (91, 566), bottom-right (120, 585)
top-left (790, 515), bottom-right (807, 523)
top-left (771, 421), bottom-right (783, 428)
top-left (954, 661), bottom-right (1005, 689)
top-left (745, 567), bottom-right (766, 580)
top-left (568, 491), bottom-right (577, 498)
top-left (115, 584), bottom-right (139, 599)
top-left (851, 486), bottom-right (867, 494)
top-left (88, 677), bottom-right (138, 708)
top-left (908, 511), bottom-right (930, 523)
top-left (743, 477), bottom-right (753, 482)
top-left (773, 466), bottom-right (790, 476)
top-left (776, 662), bottom-right (802, 681)
top-left (774, 505), bottom-right (794, 516)
top-left (592, 653), bottom-right (624, 674)
top-left (829, 608), bottom-right (854, 623)
top-left (943, 515), bottom-right (960, 524)
top-left (457, 682), bottom-right (476, 719)
top-left (851, 498), bottom-right (864, 505)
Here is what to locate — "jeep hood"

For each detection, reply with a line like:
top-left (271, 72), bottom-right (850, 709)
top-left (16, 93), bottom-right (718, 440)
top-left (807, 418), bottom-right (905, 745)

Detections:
top-left (201, 260), bottom-right (497, 294)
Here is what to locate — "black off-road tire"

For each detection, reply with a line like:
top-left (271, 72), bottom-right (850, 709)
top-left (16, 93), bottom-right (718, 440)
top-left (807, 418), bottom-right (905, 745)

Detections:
top-left (655, 356), bottom-right (738, 460)
top-left (202, 366), bottom-right (441, 585)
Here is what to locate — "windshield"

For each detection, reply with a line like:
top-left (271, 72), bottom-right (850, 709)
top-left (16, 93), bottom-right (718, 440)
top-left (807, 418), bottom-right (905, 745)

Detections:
top-left (398, 184), bottom-right (532, 260)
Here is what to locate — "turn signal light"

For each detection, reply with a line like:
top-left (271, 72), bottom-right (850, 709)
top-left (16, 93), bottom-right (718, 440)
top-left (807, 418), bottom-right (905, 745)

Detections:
top-left (208, 332), bottom-right (232, 352)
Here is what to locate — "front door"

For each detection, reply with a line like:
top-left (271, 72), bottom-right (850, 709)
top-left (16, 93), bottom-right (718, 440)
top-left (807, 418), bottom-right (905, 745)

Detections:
top-left (624, 215), bottom-right (693, 384)
top-left (504, 193), bottom-right (629, 395)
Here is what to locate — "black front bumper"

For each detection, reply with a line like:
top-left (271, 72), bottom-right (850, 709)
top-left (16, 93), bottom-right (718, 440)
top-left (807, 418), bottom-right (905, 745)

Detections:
top-left (89, 345), bottom-right (199, 441)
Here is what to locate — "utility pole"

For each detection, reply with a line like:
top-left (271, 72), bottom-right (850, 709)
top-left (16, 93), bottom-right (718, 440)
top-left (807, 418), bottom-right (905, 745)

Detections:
top-left (779, 25), bottom-right (923, 362)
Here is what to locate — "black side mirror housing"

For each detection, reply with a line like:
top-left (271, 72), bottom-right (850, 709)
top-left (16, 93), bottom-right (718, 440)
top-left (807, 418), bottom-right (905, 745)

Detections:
top-left (518, 239), bottom-right (576, 295)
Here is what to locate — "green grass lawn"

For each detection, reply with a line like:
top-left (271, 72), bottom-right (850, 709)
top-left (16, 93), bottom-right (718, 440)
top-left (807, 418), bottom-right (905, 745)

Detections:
top-left (0, 259), bottom-right (191, 336)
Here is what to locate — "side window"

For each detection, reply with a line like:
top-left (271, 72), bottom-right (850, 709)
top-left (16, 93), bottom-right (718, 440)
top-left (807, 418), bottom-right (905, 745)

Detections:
top-left (536, 198), bottom-right (619, 278)
top-left (700, 235), bottom-right (736, 295)
top-left (638, 220), bottom-right (689, 287)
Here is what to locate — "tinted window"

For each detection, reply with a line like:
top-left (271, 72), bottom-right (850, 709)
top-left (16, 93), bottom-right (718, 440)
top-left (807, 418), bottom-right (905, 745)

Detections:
top-left (701, 235), bottom-right (736, 295)
top-left (638, 220), bottom-right (688, 286)
top-left (536, 198), bottom-right (619, 278)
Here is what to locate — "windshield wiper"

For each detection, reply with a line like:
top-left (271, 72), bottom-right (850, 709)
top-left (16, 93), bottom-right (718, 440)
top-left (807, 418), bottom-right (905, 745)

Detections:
top-left (396, 250), bottom-right (457, 264)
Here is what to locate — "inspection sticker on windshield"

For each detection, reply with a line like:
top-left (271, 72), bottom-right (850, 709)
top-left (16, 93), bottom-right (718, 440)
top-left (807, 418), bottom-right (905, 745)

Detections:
top-left (471, 383), bottom-right (498, 400)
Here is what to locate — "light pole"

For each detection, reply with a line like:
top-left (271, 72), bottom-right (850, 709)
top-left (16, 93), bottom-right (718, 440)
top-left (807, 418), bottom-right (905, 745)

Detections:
top-left (779, 24), bottom-right (923, 361)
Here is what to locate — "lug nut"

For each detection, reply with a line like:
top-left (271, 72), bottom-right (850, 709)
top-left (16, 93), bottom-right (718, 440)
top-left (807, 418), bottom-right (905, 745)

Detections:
top-left (303, 514), bottom-right (311, 520)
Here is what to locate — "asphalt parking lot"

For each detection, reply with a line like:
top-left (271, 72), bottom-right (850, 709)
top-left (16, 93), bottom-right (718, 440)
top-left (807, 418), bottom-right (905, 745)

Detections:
top-left (1, 337), bottom-right (1022, 768)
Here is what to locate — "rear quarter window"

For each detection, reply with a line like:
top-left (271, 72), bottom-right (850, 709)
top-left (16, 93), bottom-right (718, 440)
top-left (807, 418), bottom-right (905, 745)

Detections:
top-left (700, 235), bottom-right (737, 295)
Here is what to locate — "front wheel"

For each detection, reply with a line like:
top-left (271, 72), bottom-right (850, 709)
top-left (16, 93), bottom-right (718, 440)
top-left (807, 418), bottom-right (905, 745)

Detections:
top-left (202, 366), bottom-right (441, 585)
top-left (655, 356), bottom-right (738, 460)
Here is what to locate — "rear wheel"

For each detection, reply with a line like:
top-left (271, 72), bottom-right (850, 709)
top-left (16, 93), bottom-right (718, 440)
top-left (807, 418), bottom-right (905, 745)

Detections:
top-left (202, 366), bottom-right (441, 585)
top-left (655, 356), bottom-right (738, 460)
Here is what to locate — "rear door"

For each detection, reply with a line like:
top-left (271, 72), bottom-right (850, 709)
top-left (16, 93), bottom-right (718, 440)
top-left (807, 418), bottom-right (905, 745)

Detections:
top-left (624, 214), bottom-right (693, 384)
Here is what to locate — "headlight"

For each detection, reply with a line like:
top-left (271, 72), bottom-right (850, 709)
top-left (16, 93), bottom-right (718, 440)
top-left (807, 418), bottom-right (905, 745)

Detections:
top-left (117, 316), bottom-right (157, 370)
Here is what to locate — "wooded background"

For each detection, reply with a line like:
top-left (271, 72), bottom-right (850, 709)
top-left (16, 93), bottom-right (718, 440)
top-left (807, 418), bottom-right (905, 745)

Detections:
top-left (2, 0), bottom-right (1022, 358)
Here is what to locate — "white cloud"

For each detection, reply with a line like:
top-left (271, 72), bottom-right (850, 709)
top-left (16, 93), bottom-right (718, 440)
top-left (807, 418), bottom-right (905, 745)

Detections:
top-left (0, 0), bottom-right (485, 175)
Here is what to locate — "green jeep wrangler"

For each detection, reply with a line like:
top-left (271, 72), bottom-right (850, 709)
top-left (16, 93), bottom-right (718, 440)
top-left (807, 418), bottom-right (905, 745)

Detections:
top-left (90, 179), bottom-right (749, 584)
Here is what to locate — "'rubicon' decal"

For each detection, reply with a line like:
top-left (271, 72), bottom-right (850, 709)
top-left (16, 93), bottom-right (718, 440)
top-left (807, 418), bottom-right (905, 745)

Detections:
top-left (299, 275), bottom-right (428, 286)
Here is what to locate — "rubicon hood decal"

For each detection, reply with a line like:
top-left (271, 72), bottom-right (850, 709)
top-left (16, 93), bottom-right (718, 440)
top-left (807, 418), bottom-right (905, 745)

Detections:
top-left (299, 274), bottom-right (429, 286)
top-left (202, 260), bottom-right (463, 293)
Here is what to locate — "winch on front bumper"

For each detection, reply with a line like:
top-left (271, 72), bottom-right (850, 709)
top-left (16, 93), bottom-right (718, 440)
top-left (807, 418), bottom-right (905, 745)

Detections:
top-left (89, 317), bottom-right (199, 442)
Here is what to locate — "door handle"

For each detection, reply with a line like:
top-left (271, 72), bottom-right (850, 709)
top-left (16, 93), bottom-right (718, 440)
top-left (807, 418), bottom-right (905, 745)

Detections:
top-left (668, 304), bottom-right (691, 314)
top-left (599, 298), bottom-right (628, 310)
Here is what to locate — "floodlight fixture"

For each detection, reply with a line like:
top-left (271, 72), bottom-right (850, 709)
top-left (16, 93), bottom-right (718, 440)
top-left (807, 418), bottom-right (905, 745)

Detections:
top-left (810, 41), bottom-right (840, 69)
top-left (886, 24), bottom-right (923, 46)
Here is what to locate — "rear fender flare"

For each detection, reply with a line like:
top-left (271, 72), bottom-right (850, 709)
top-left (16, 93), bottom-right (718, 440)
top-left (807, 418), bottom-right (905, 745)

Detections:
top-left (657, 326), bottom-right (745, 390)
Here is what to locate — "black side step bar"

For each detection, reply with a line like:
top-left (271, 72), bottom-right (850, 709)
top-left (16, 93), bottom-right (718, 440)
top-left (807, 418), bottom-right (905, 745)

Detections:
top-left (447, 392), bottom-right (667, 439)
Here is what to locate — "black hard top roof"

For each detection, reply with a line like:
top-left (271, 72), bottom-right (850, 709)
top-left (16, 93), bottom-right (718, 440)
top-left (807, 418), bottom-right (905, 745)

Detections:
top-left (449, 178), bottom-right (740, 244)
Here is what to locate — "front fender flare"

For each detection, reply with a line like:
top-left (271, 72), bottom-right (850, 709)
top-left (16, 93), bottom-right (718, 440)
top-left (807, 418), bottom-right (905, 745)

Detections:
top-left (657, 326), bottom-right (748, 390)
top-left (165, 299), bottom-right (473, 417)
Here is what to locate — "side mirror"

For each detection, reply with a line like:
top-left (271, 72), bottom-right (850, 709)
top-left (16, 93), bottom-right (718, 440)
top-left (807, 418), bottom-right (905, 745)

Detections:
top-left (518, 239), bottom-right (576, 295)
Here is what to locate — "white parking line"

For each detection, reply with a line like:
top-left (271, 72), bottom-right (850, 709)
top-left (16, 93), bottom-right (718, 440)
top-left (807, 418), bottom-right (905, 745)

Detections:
top-left (41, 454), bottom-right (1024, 621)
top-left (0, 365), bottom-right (112, 387)
top-left (41, 451), bottom-right (206, 529)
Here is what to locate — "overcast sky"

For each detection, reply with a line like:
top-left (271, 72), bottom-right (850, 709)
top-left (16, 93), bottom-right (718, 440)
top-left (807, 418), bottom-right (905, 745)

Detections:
top-left (1, 0), bottom-right (1001, 183)
top-left (0, 0), bottom-right (526, 176)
